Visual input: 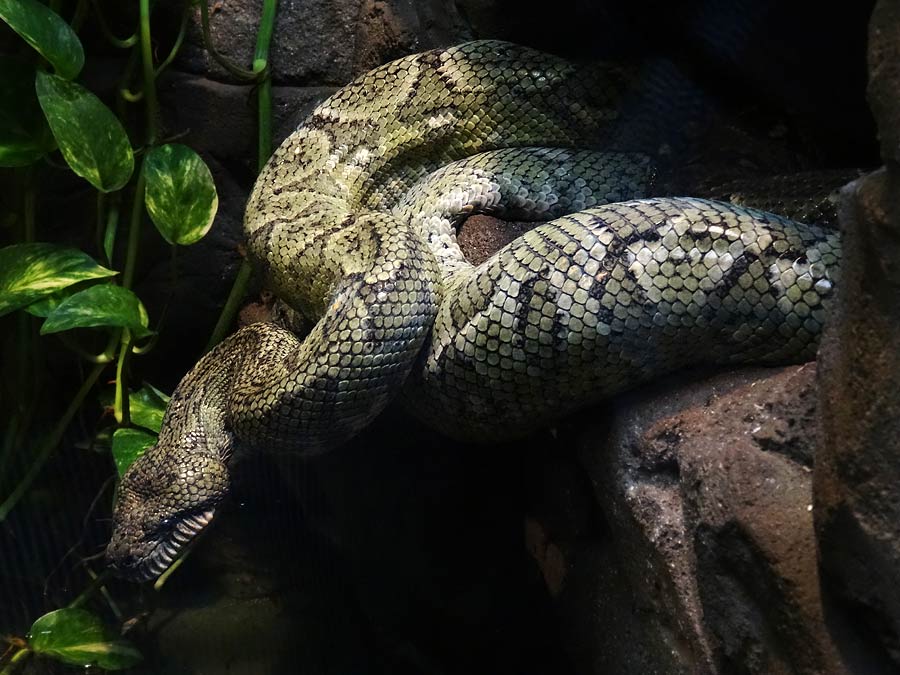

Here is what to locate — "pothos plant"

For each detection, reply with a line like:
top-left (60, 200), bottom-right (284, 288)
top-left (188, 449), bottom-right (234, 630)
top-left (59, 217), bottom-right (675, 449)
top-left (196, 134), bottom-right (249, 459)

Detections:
top-left (0, 0), bottom-right (277, 672)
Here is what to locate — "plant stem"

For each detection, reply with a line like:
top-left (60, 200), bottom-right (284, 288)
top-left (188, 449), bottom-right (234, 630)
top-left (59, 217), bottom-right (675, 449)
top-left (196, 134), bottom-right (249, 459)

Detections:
top-left (155, 0), bottom-right (190, 77)
top-left (114, 330), bottom-right (132, 425)
top-left (138, 0), bottom-right (159, 145)
top-left (117, 47), bottom-right (142, 109)
top-left (153, 549), bottom-right (187, 590)
top-left (103, 192), bottom-right (120, 264)
top-left (203, 0), bottom-right (278, 352)
top-left (0, 363), bottom-right (106, 522)
top-left (120, 0), bottom-right (155, 287)
top-left (253, 0), bottom-right (277, 170)
top-left (70, 0), bottom-right (89, 32)
top-left (122, 164), bottom-right (146, 291)
top-left (113, 0), bottom-right (162, 431)
top-left (204, 259), bottom-right (251, 351)
top-left (0, 646), bottom-right (30, 675)
top-left (67, 569), bottom-right (112, 609)
top-left (257, 79), bottom-right (272, 170)
top-left (95, 191), bottom-right (106, 257)
top-left (85, 566), bottom-right (123, 621)
top-left (253, 0), bottom-right (278, 66)
top-left (90, 0), bottom-right (138, 48)
top-left (58, 332), bottom-right (117, 364)
top-left (198, 0), bottom-right (258, 81)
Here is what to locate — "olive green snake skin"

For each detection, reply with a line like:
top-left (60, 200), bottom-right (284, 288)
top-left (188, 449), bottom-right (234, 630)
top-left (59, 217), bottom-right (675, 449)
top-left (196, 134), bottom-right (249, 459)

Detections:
top-left (107, 41), bottom-right (841, 581)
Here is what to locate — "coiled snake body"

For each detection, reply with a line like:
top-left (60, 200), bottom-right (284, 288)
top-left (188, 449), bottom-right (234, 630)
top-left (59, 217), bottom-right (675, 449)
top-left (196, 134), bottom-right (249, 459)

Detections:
top-left (107, 41), bottom-right (841, 581)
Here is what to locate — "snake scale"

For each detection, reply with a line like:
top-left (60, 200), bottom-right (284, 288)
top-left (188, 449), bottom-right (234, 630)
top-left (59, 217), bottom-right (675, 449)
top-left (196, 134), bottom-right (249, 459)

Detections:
top-left (107, 41), bottom-right (841, 581)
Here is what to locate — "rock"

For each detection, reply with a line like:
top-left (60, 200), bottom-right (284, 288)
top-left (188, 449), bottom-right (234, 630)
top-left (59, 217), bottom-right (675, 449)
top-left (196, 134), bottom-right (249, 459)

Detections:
top-left (176, 0), bottom-right (473, 85)
top-left (522, 454), bottom-right (694, 674)
top-left (867, 0), bottom-right (900, 162)
top-left (527, 365), bottom-right (863, 673)
top-left (816, 168), bottom-right (900, 669)
top-left (157, 71), bottom-right (336, 171)
top-left (353, 0), bottom-right (473, 73)
top-left (813, 1), bottom-right (900, 669)
top-left (457, 215), bottom-right (538, 265)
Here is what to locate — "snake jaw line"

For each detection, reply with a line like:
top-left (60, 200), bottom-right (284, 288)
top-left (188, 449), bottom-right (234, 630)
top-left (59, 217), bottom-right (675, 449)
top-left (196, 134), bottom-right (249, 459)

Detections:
top-left (107, 441), bottom-right (228, 582)
top-left (112, 506), bottom-right (218, 583)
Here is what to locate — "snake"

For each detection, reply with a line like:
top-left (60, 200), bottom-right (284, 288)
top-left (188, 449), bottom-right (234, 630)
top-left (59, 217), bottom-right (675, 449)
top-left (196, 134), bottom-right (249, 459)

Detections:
top-left (106, 41), bottom-right (842, 582)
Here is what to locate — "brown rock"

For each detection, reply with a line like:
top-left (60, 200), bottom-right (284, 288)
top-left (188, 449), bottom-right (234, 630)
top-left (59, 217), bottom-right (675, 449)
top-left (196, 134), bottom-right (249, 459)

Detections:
top-left (158, 72), bottom-right (337, 171)
top-left (524, 516), bottom-right (568, 598)
top-left (867, 0), bottom-right (900, 163)
top-left (457, 215), bottom-right (538, 265)
top-left (540, 365), bottom-right (859, 674)
top-left (815, 168), bottom-right (900, 669)
top-left (176, 0), bottom-right (473, 85)
top-left (813, 1), bottom-right (900, 668)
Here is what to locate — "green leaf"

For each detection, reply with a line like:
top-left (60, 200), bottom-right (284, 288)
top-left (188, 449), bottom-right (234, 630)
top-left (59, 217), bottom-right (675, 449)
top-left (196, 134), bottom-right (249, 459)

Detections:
top-left (0, 57), bottom-right (55, 166)
top-left (23, 278), bottom-right (114, 317)
top-left (112, 428), bottom-right (156, 476)
top-left (35, 71), bottom-right (134, 192)
top-left (40, 284), bottom-right (151, 338)
top-left (0, 0), bottom-right (84, 80)
top-left (129, 383), bottom-right (170, 433)
top-left (29, 608), bottom-right (141, 670)
top-left (144, 143), bottom-right (218, 245)
top-left (99, 383), bottom-right (170, 433)
top-left (23, 289), bottom-right (69, 317)
top-left (0, 244), bottom-right (116, 317)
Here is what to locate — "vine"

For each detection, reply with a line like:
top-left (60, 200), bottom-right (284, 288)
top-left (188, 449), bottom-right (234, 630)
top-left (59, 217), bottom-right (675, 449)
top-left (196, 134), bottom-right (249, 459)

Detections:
top-left (0, 0), bottom-right (279, 671)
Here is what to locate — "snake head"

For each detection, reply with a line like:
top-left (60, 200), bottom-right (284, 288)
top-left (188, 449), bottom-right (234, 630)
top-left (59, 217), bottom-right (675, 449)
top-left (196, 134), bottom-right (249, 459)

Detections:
top-left (106, 443), bottom-right (229, 582)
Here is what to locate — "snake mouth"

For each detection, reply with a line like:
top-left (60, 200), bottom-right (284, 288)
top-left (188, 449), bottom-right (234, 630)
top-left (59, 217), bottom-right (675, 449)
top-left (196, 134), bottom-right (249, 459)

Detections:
top-left (129, 508), bottom-right (216, 583)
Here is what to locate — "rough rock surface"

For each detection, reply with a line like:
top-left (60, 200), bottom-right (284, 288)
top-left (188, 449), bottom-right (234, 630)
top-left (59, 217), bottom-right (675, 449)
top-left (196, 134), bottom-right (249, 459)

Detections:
top-left (526, 365), bottom-right (887, 674)
top-left (177, 0), bottom-right (472, 85)
top-left (814, 2), bottom-right (900, 667)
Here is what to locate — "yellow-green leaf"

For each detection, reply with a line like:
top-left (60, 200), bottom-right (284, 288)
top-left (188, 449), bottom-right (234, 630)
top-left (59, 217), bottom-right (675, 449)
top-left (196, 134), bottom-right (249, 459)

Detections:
top-left (22, 288), bottom-right (70, 317)
top-left (0, 244), bottom-right (116, 317)
top-left (144, 143), bottom-right (218, 245)
top-left (130, 383), bottom-right (170, 433)
top-left (0, 0), bottom-right (84, 80)
top-left (29, 608), bottom-right (141, 670)
top-left (112, 428), bottom-right (156, 476)
top-left (35, 71), bottom-right (134, 192)
top-left (99, 383), bottom-right (170, 434)
top-left (40, 284), bottom-right (151, 338)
